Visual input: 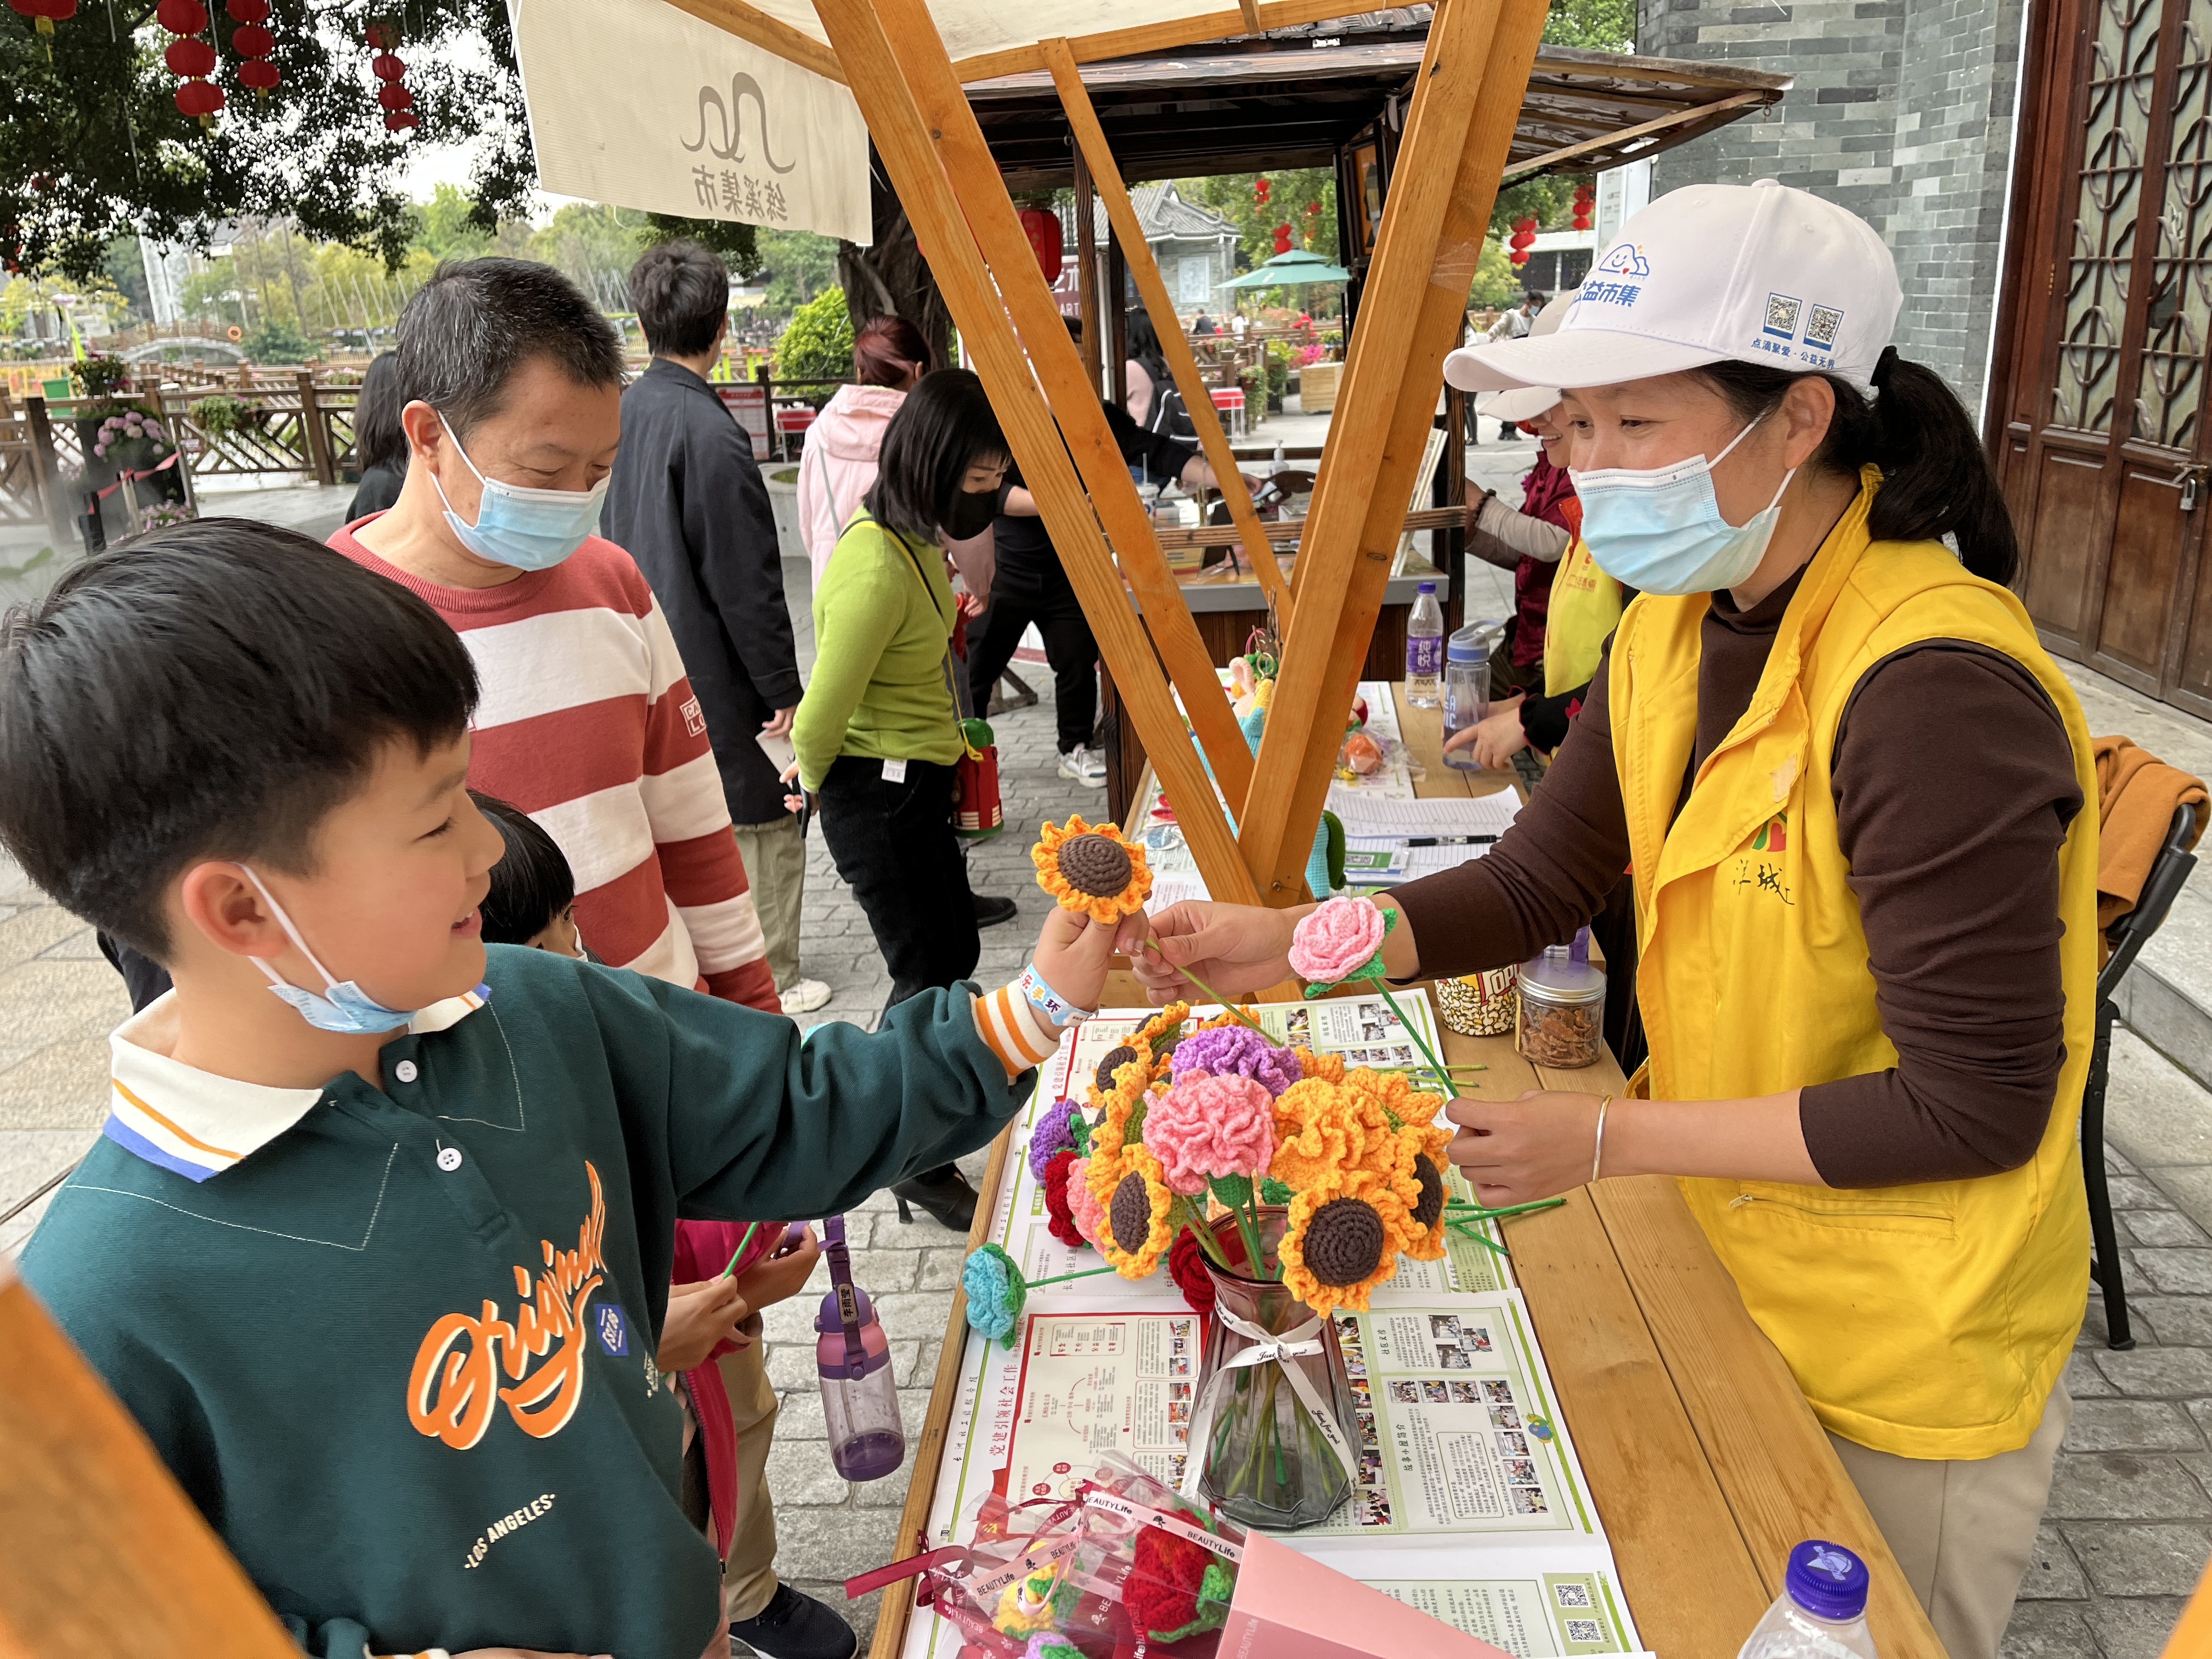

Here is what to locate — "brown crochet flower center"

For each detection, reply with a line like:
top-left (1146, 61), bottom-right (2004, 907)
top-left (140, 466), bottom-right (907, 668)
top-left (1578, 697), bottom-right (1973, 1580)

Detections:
top-left (1413, 1154), bottom-right (1446, 1230)
top-left (1302, 1197), bottom-right (1386, 1286)
top-left (1111, 1171), bottom-right (1154, 1254)
top-left (1094, 1044), bottom-right (1139, 1096)
top-left (1058, 833), bottom-right (1134, 898)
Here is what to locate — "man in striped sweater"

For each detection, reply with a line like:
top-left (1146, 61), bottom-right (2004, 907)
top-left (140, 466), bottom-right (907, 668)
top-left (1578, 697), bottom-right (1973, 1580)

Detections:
top-left (333, 257), bottom-right (780, 1018)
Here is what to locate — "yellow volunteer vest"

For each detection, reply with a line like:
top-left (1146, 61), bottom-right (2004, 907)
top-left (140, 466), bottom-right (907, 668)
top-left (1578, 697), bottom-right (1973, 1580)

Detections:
top-left (1543, 537), bottom-right (1625, 697)
top-left (1610, 468), bottom-right (2096, 1460)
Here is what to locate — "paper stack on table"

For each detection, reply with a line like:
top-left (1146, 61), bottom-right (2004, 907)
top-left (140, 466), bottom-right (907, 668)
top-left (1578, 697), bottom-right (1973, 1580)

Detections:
top-left (1333, 789), bottom-right (1523, 884)
top-left (898, 997), bottom-right (1650, 1659)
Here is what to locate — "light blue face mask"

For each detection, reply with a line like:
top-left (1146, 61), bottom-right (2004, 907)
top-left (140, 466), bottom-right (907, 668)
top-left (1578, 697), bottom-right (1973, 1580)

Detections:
top-left (242, 867), bottom-right (420, 1034)
top-left (1571, 416), bottom-right (1795, 597)
top-left (433, 415), bottom-right (608, 572)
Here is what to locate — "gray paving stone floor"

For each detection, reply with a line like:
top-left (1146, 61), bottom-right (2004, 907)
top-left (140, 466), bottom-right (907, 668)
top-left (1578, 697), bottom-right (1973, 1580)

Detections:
top-left (5, 479), bottom-right (2212, 1656)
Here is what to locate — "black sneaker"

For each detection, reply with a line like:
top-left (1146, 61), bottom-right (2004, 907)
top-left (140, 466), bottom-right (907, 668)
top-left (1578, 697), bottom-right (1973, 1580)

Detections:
top-left (891, 1165), bottom-right (979, 1231)
top-left (730, 1584), bottom-right (857, 1659)
top-left (972, 893), bottom-right (1019, 928)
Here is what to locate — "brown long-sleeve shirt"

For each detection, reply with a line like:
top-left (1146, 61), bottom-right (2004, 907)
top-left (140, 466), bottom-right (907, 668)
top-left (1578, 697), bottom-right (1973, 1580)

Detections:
top-left (1394, 566), bottom-right (2085, 1188)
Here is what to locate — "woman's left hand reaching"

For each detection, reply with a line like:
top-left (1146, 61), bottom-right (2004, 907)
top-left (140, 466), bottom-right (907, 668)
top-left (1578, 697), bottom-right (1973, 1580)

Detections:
top-left (1444, 1090), bottom-right (1609, 1206)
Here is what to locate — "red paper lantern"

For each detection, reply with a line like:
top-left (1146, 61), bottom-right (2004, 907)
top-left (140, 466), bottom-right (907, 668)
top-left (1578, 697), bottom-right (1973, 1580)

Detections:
top-left (1254, 177), bottom-right (1272, 204)
top-left (384, 110), bottom-right (417, 131)
top-left (224, 0), bottom-right (266, 18)
top-left (11, 0), bottom-right (75, 38)
top-left (174, 76), bottom-right (224, 116)
top-left (1016, 206), bottom-right (1062, 283)
top-left (1272, 222), bottom-right (1293, 254)
top-left (231, 22), bottom-right (270, 53)
top-left (238, 57), bottom-right (278, 88)
top-left (377, 82), bottom-right (413, 110)
top-left (155, 0), bottom-right (206, 31)
top-left (364, 19), bottom-right (395, 46)
top-left (371, 50), bottom-right (404, 78)
top-left (163, 35), bottom-right (215, 72)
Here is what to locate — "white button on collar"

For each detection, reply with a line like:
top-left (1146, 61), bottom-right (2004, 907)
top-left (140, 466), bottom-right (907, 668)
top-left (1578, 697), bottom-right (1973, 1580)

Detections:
top-left (394, 1059), bottom-right (419, 1084)
top-left (436, 1146), bottom-right (463, 1172)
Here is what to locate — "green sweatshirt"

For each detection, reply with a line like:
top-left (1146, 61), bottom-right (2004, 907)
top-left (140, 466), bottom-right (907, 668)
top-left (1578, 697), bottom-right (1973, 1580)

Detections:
top-left (20, 945), bottom-right (1034, 1659)
top-left (793, 512), bottom-right (962, 792)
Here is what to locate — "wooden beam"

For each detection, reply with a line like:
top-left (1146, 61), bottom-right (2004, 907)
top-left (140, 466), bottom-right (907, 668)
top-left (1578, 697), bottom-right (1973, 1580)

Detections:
top-left (1237, 0), bottom-right (1264, 29)
top-left (0, 1261), bottom-right (302, 1657)
top-left (1072, 142), bottom-right (1103, 398)
top-left (950, 0), bottom-right (1357, 81)
top-left (811, 0), bottom-right (1263, 906)
top-left (1503, 89), bottom-right (1767, 182)
top-left (1042, 38), bottom-right (1295, 631)
top-left (659, 0), bottom-right (848, 82)
top-left (1242, 0), bottom-right (1548, 899)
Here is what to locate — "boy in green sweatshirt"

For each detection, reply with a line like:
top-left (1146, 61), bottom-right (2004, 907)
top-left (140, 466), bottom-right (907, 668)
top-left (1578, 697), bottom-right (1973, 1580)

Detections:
top-left (1, 521), bottom-right (1139, 1659)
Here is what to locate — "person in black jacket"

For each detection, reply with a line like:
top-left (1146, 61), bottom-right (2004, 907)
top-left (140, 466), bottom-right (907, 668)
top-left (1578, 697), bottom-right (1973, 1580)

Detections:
top-left (604, 241), bottom-right (828, 1015)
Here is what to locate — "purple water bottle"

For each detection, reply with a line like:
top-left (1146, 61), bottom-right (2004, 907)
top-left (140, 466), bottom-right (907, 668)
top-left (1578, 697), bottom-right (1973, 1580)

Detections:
top-left (815, 1214), bottom-right (906, 1481)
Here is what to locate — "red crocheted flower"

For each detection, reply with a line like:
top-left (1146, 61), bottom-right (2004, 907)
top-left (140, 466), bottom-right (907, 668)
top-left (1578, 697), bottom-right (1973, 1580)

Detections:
top-left (1167, 1227), bottom-right (1216, 1318)
top-left (1042, 1149), bottom-right (1084, 1248)
top-left (1125, 1523), bottom-right (1211, 1639)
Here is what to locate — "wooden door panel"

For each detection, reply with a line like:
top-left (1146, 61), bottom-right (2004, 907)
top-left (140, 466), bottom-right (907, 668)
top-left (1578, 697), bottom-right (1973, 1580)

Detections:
top-left (2095, 456), bottom-right (2191, 676)
top-left (2023, 448), bottom-right (2113, 636)
top-left (2173, 515), bottom-right (2212, 701)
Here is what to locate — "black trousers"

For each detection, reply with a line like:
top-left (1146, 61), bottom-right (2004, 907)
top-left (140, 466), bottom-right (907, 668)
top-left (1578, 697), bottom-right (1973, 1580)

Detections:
top-left (817, 754), bottom-right (980, 1011)
top-left (967, 552), bottom-right (1098, 755)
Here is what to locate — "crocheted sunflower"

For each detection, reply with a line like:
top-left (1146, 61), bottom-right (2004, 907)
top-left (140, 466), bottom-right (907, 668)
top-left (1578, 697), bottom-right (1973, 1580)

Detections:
top-left (1034, 815), bottom-right (1153, 925)
top-left (1280, 1165), bottom-right (1418, 1314)
top-left (1098, 1142), bottom-right (1177, 1279)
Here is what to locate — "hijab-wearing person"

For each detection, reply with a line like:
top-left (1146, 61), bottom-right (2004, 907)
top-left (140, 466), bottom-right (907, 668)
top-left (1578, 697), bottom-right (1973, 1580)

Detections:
top-left (1135, 182), bottom-right (2092, 1659)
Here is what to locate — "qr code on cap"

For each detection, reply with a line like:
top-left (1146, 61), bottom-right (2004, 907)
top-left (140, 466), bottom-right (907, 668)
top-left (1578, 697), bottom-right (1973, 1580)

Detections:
top-left (1763, 292), bottom-right (1802, 339)
top-left (1806, 304), bottom-right (1844, 348)
top-left (1554, 1582), bottom-right (1593, 1609)
top-left (1564, 1619), bottom-right (1604, 1643)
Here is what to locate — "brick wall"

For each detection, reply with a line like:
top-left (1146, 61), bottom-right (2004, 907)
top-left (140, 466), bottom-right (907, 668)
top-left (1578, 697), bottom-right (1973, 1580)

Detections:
top-left (1636, 0), bottom-right (2025, 415)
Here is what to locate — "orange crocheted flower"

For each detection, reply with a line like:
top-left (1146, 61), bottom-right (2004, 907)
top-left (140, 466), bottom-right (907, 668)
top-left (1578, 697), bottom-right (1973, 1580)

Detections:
top-left (1100, 1142), bottom-right (1177, 1279)
top-left (1034, 816), bottom-right (1153, 926)
top-left (1294, 1047), bottom-right (1345, 1084)
top-left (1280, 1165), bottom-right (1416, 1315)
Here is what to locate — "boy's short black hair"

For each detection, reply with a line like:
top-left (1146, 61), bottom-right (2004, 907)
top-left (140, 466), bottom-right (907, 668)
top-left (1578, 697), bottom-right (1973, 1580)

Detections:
top-left (398, 257), bottom-right (625, 442)
top-left (472, 791), bottom-right (576, 947)
top-left (0, 520), bottom-right (478, 959)
top-left (629, 240), bottom-right (730, 360)
top-left (862, 369), bottom-right (1012, 544)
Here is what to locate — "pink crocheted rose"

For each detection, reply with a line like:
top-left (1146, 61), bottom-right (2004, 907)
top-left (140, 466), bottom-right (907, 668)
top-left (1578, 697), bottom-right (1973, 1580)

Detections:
top-left (1288, 896), bottom-right (1389, 985)
top-left (1065, 1155), bottom-right (1108, 1248)
top-left (1141, 1071), bottom-right (1276, 1195)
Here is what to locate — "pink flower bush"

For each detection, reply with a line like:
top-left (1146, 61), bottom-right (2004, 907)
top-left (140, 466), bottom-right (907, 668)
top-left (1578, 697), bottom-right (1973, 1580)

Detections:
top-left (1141, 1071), bottom-right (1274, 1196)
top-left (1288, 896), bottom-right (1388, 985)
top-left (1065, 1155), bottom-right (1107, 1248)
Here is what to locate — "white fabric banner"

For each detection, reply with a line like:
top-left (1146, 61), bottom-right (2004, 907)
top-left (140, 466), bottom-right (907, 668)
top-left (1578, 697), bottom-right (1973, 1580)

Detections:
top-left (513, 0), bottom-right (872, 245)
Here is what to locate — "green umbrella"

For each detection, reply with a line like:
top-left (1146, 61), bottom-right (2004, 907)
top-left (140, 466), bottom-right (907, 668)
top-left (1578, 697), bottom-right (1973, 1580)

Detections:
top-left (1216, 249), bottom-right (1353, 289)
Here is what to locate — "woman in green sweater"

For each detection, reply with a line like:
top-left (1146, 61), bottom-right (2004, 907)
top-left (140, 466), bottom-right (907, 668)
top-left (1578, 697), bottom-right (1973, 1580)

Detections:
top-left (790, 369), bottom-right (1012, 1228)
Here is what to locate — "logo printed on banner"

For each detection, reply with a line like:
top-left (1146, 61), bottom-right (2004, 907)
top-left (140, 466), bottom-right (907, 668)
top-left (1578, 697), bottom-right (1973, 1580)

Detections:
top-left (681, 72), bottom-right (794, 173)
top-left (1593, 242), bottom-right (1651, 278)
top-left (1763, 293), bottom-right (1803, 341)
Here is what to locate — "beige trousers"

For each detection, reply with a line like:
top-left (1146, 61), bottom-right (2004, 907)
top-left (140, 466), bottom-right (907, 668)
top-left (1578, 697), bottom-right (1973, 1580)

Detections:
top-left (1827, 1381), bottom-right (2072, 1659)
top-left (731, 814), bottom-right (806, 996)
top-left (715, 1338), bottom-right (783, 1622)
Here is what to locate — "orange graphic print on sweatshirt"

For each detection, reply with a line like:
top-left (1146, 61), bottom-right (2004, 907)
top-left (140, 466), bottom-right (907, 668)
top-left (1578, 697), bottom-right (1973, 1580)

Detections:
top-left (407, 1161), bottom-right (610, 1450)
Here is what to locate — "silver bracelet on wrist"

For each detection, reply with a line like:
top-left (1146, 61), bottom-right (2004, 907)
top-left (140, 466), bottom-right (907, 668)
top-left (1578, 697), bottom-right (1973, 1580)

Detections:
top-left (1590, 1093), bottom-right (1613, 1186)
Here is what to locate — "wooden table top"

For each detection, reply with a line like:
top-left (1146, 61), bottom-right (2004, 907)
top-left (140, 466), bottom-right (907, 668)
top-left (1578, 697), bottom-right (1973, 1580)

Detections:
top-left (870, 687), bottom-right (1944, 1659)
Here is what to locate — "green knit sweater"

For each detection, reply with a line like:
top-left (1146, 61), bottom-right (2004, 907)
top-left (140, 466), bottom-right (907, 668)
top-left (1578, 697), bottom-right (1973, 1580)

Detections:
top-left (794, 512), bottom-right (962, 792)
top-left (20, 945), bottom-right (1032, 1659)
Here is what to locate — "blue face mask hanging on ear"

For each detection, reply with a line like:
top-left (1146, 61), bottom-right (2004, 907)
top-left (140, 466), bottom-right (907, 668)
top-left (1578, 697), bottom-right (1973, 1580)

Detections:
top-left (241, 867), bottom-right (420, 1035)
top-left (1570, 415), bottom-right (1795, 597)
top-left (432, 415), bottom-right (609, 572)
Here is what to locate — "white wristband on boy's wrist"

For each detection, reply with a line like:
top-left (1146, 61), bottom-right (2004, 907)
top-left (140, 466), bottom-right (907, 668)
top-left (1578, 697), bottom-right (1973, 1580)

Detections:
top-left (1018, 963), bottom-right (1095, 1029)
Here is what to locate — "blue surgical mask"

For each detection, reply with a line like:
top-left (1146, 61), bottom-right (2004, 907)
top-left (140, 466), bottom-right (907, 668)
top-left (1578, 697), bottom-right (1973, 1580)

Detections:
top-left (433, 415), bottom-right (608, 572)
top-left (1572, 417), bottom-right (1795, 596)
top-left (241, 867), bottom-right (420, 1034)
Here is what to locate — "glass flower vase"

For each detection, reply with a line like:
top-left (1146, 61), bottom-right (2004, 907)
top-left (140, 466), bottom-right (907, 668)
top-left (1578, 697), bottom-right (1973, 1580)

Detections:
top-left (1193, 1209), bottom-right (1357, 1530)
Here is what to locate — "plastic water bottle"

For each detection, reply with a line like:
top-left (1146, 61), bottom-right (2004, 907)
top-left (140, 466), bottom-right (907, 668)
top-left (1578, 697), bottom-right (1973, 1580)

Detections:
top-left (1737, 1541), bottom-right (1878, 1659)
top-left (1442, 619), bottom-right (1504, 769)
top-left (814, 1215), bottom-right (907, 1481)
top-left (1406, 582), bottom-right (1444, 707)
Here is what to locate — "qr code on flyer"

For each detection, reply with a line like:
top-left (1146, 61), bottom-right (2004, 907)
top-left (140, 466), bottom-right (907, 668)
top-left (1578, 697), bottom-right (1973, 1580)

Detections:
top-left (1554, 1582), bottom-right (1593, 1609)
top-left (1564, 1619), bottom-right (1604, 1643)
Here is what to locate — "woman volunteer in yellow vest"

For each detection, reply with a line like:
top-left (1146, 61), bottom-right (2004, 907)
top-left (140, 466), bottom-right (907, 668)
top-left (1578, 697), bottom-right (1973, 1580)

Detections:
top-left (1135, 182), bottom-right (2094, 1659)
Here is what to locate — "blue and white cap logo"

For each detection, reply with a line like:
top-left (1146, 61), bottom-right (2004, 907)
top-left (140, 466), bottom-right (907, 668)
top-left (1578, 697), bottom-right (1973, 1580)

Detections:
top-left (1593, 242), bottom-right (1651, 279)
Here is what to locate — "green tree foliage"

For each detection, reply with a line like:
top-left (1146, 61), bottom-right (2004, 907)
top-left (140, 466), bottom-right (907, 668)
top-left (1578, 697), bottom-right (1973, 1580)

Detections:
top-left (4, 0), bottom-right (533, 282)
top-left (1180, 171), bottom-right (1339, 271)
top-left (1468, 238), bottom-right (1525, 308)
top-left (752, 229), bottom-right (840, 309)
top-left (1544, 0), bottom-right (1634, 52)
top-left (242, 315), bottom-right (311, 362)
top-left (774, 287), bottom-right (854, 384)
top-left (642, 215), bottom-right (761, 278)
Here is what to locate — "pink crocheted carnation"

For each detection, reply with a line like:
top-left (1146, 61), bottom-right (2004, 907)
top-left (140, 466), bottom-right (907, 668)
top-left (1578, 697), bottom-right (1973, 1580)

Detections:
top-left (1288, 896), bottom-right (1387, 985)
top-left (1065, 1155), bottom-right (1108, 1248)
top-left (1141, 1071), bottom-right (1275, 1195)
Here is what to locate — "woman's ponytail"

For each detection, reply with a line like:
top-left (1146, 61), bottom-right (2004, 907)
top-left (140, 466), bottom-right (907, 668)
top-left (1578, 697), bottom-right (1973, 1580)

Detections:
top-left (1695, 351), bottom-right (2021, 588)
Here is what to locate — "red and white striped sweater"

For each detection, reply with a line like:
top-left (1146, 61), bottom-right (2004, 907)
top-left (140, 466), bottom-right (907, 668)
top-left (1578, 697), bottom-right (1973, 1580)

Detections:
top-left (332, 519), bottom-right (780, 1014)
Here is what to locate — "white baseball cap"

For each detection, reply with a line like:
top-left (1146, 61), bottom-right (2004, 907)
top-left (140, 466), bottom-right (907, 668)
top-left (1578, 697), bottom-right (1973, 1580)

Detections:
top-left (1449, 292), bottom-right (1571, 419)
top-left (1445, 180), bottom-right (1903, 394)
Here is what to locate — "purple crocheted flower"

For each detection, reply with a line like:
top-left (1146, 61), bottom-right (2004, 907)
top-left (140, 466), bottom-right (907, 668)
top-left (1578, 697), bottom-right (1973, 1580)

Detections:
top-left (1028, 1097), bottom-right (1080, 1180)
top-left (1169, 1025), bottom-right (1301, 1097)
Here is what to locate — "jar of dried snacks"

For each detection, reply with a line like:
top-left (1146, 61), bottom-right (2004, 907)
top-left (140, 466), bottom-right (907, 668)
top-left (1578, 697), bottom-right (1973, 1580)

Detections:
top-left (1437, 965), bottom-right (1518, 1038)
top-left (1516, 929), bottom-right (1606, 1069)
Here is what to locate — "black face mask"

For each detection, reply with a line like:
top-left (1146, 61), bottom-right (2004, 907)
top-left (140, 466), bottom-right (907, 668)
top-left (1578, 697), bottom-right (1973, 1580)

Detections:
top-left (941, 486), bottom-right (998, 543)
